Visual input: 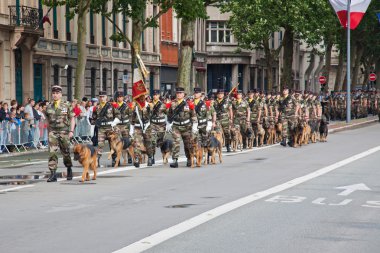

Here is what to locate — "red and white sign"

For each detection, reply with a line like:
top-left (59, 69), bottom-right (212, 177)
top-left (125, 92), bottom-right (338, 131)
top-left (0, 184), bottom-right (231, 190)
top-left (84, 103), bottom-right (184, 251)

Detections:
top-left (329, 0), bottom-right (372, 30)
top-left (319, 76), bottom-right (327, 84)
top-left (369, 73), bottom-right (377, 82)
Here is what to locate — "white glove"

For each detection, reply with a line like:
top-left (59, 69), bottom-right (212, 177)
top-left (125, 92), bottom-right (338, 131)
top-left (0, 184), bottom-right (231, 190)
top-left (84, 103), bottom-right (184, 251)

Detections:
top-left (129, 125), bottom-right (135, 137)
top-left (192, 123), bottom-right (198, 134)
top-left (111, 118), bottom-right (121, 127)
top-left (143, 122), bottom-right (150, 134)
top-left (166, 122), bottom-right (173, 133)
top-left (206, 121), bottom-right (212, 132)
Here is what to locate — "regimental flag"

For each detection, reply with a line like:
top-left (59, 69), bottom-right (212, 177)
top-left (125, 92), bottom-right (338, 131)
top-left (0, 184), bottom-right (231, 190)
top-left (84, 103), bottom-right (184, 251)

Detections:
top-left (230, 85), bottom-right (239, 98)
top-left (329, 0), bottom-right (372, 30)
top-left (42, 15), bottom-right (51, 26)
top-left (132, 64), bottom-right (147, 108)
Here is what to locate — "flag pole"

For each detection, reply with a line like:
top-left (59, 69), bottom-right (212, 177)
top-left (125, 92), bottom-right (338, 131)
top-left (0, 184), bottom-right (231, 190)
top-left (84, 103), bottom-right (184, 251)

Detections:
top-left (346, 0), bottom-right (351, 123)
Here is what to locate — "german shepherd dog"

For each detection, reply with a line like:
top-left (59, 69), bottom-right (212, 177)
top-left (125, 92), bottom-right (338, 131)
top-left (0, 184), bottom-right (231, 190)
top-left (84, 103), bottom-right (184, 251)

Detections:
top-left (231, 125), bottom-right (243, 152)
top-left (246, 128), bottom-right (255, 149)
top-left (319, 115), bottom-right (329, 142)
top-left (189, 137), bottom-right (202, 168)
top-left (275, 121), bottom-right (283, 143)
top-left (255, 123), bottom-right (265, 147)
top-left (205, 131), bottom-right (222, 165)
top-left (160, 139), bottom-right (173, 164)
top-left (105, 130), bottom-right (135, 167)
top-left (73, 144), bottom-right (98, 182)
top-left (309, 119), bottom-right (319, 143)
top-left (295, 119), bottom-right (308, 147)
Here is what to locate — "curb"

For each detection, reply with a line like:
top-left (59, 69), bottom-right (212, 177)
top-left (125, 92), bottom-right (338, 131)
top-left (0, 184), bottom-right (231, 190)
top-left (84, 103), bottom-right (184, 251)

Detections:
top-left (1, 117), bottom-right (378, 158)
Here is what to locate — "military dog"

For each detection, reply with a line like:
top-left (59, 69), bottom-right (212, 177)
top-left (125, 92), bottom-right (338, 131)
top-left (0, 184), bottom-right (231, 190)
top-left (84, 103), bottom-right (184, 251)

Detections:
top-left (205, 132), bottom-right (222, 165)
top-left (275, 122), bottom-right (283, 143)
top-left (319, 115), bottom-right (329, 142)
top-left (189, 137), bottom-right (202, 168)
top-left (246, 128), bottom-right (255, 149)
top-left (231, 125), bottom-right (243, 152)
top-left (105, 130), bottom-right (135, 167)
top-left (73, 144), bottom-right (98, 182)
top-left (255, 123), bottom-right (265, 147)
top-left (160, 139), bottom-right (173, 164)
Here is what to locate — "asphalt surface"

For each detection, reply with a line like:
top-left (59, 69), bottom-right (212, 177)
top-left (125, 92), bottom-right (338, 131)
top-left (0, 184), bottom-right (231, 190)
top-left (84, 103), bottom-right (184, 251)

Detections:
top-left (0, 123), bottom-right (379, 253)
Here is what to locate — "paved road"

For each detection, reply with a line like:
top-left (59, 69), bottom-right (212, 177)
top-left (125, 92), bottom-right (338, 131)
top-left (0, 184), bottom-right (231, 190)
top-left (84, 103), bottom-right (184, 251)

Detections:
top-left (0, 123), bottom-right (379, 253)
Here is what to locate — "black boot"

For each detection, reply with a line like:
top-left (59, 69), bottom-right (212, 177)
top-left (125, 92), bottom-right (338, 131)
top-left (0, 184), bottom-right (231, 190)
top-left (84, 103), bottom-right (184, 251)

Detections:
top-left (152, 155), bottom-right (155, 165)
top-left (47, 170), bottom-right (57, 182)
top-left (134, 157), bottom-right (140, 168)
top-left (186, 159), bottom-right (191, 167)
top-left (226, 144), bottom-right (231, 153)
top-left (170, 159), bottom-right (178, 168)
top-left (147, 157), bottom-right (153, 166)
top-left (280, 138), bottom-right (287, 147)
top-left (127, 155), bottom-right (132, 164)
top-left (66, 167), bottom-right (73, 180)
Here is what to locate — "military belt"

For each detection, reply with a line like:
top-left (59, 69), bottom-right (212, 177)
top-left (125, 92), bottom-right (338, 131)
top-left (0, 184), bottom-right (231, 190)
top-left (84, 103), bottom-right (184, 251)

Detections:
top-left (118, 119), bottom-right (129, 125)
top-left (198, 119), bottom-right (207, 125)
top-left (151, 118), bottom-right (166, 124)
top-left (173, 119), bottom-right (191, 126)
top-left (134, 122), bottom-right (149, 128)
top-left (100, 122), bottom-right (112, 126)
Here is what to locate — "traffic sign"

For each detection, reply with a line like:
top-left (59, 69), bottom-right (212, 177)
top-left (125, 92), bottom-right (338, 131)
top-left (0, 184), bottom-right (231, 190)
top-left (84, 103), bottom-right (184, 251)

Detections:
top-left (369, 73), bottom-right (377, 82)
top-left (319, 76), bottom-right (327, 84)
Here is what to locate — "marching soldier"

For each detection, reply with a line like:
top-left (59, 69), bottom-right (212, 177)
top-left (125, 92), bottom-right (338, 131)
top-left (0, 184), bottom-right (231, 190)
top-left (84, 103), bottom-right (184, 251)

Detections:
top-left (130, 95), bottom-right (154, 168)
top-left (214, 89), bottom-right (233, 152)
top-left (92, 91), bottom-right (121, 165)
top-left (167, 87), bottom-right (198, 168)
top-left (279, 86), bottom-right (300, 147)
top-left (44, 85), bottom-right (75, 182)
top-left (115, 91), bottom-right (132, 165)
top-left (232, 90), bottom-right (250, 149)
top-left (193, 87), bottom-right (213, 148)
top-left (150, 90), bottom-right (168, 164)
top-left (247, 89), bottom-right (263, 146)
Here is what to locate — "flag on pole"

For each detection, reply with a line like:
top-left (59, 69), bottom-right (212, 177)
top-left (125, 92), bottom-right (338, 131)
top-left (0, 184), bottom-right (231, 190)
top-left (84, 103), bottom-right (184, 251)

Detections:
top-left (329, 0), bottom-right (372, 30)
top-left (42, 15), bottom-right (51, 25)
top-left (132, 64), bottom-right (147, 108)
top-left (229, 84), bottom-right (239, 98)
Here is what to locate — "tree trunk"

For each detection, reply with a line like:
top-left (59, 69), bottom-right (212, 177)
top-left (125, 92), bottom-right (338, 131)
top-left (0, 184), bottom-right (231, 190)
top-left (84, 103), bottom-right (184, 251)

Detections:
top-left (324, 42), bottom-right (333, 87)
top-left (376, 58), bottom-right (380, 90)
top-left (352, 43), bottom-right (364, 88)
top-left (281, 28), bottom-right (294, 89)
top-left (304, 53), bottom-right (315, 91)
top-left (334, 49), bottom-right (344, 91)
top-left (177, 19), bottom-right (194, 94)
top-left (263, 40), bottom-right (274, 91)
top-left (74, 0), bottom-right (90, 99)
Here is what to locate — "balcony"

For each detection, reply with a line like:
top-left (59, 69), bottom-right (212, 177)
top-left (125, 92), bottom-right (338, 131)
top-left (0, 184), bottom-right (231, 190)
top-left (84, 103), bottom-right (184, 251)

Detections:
top-left (9, 5), bottom-right (41, 29)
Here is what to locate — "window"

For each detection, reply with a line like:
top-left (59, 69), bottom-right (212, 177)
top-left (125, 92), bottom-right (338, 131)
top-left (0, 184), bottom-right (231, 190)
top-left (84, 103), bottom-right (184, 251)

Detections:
top-left (113, 69), bottom-right (118, 94)
top-left (66, 5), bottom-right (71, 41)
top-left (102, 15), bottom-right (106, 46)
top-left (112, 12), bottom-right (117, 47)
top-left (67, 66), bottom-right (73, 101)
top-left (123, 14), bottom-right (127, 48)
top-left (102, 68), bottom-right (107, 92)
top-left (53, 6), bottom-right (58, 39)
top-left (90, 9), bottom-right (95, 44)
top-left (206, 21), bottom-right (232, 43)
top-left (123, 70), bottom-right (128, 94)
top-left (53, 65), bottom-right (60, 85)
top-left (91, 68), bottom-right (96, 98)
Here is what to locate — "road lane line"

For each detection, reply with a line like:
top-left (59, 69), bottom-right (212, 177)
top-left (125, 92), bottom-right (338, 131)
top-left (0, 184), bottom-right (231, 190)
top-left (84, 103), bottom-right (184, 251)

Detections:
top-left (0, 184), bottom-right (35, 193)
top-left (113, 145), bottom-right (380, 253)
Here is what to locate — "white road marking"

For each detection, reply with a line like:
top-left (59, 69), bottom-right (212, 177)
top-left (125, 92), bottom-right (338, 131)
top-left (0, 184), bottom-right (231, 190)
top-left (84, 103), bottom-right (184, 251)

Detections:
top-left (113, 145), bottom-right (380, 253)
top-left (335, 183), bottom-right (371, 196)
top-left (0, 184), bottom-right (35, 193)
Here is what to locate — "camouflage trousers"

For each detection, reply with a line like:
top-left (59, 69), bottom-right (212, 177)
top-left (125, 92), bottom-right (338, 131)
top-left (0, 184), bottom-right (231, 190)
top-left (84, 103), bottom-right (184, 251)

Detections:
top-left (197, 125), bottom-right (208, 147)
top-left (133, 126), bottom-right (153, 157)
top-left (97, 126), bottom-right (112, 155)
top-left (172, 125), bottom-right (193, 159)
top-left (48, 130), bottom-right (72, 171)
top-left (281, 116), bottom-right (297, 139)
top-left (117, 124), bottom-right (130, 138)
top-left (151, 123), bottom-right (166, 154)
top-left (216, 120), bottom-right (231, 146)
top-left (235, 119), bottom-right (248, 147)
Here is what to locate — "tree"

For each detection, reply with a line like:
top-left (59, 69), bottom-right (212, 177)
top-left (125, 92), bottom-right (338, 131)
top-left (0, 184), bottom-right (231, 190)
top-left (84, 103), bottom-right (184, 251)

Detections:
top-left (43, 0), bottom-right (91, 100)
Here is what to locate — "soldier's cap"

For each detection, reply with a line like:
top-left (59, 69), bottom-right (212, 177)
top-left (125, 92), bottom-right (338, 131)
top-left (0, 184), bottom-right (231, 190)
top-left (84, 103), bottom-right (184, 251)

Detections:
top-left (249, 89), bottom-right (258, 93)
top-left (237, 90), bottom-right (243, 94)
top-left (99, 91), bottom-right (107, 96)
top-left (193, 87), bottom-right (202, 93)
top-left (51, 85), bottom-right (62, 93)
top-left (176, 87), bottom-right (185, 93)
top-left (91, 98), bottom-right (99, 103)
top-left (282, 86), bottom-right (289, 90)
top-left (152, 89), bottom-right (160, 95)
top-left (295, 90), bottom-right (301, 94)
top-left (217, 89), bottom-right (225, 93)
top-left (116, 91), bottom-right (124, 97)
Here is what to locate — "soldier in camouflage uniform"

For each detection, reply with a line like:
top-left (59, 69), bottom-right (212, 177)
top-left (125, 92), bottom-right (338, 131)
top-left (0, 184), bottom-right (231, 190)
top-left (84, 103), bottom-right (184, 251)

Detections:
top-left (44, 86), bottom-right (76, 182)
top-left (167, 87), bottom-right (198, 168)
top-left (150, 90), bottom-right (168, 165)
top-left (130, 96), bottom-right (154, 168)
top-left (279, 86), bottom-right (300, 147)
top-left (214, 89), bottom-right (233, 152)
top-left (193, 87), bottom-right (213, 148)
top-left (232, 90), bottom-right (251, 149)
top-left (114, 91), bottom-right (132, 165)
top-left (92, 91), bottom-right (121, 165)
top-left (247, 89), bottom-right (263, 146)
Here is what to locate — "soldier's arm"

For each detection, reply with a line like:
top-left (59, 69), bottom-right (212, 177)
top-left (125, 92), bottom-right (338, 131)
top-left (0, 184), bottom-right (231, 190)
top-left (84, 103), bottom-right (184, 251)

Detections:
top-left (113, 107), bottom-right (121, 120)
top-left (68, 103), bottom-right (76, 133)
top-left (228, 103), bottom-right (233, 123)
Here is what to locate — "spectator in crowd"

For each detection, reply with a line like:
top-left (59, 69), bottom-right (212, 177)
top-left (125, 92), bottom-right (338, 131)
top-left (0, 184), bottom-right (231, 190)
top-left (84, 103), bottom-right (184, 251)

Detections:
top-left (16, 105), bottom-right (25, 120)
top-left (24, 99), bottom-right (35, 144)
top-left (37, 103), bottom-right (48, 148)
top-left (10, 100), bottom-right (18, 110)
top-left (21, 112), bottom-right (34, 149)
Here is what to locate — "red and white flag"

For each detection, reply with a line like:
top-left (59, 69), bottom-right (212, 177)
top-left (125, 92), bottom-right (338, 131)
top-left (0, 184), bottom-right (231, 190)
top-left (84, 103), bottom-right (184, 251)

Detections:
top-left (329, 0), bottom-right (372, 30)
top-left (132, 64), bottom-right (147, 108)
